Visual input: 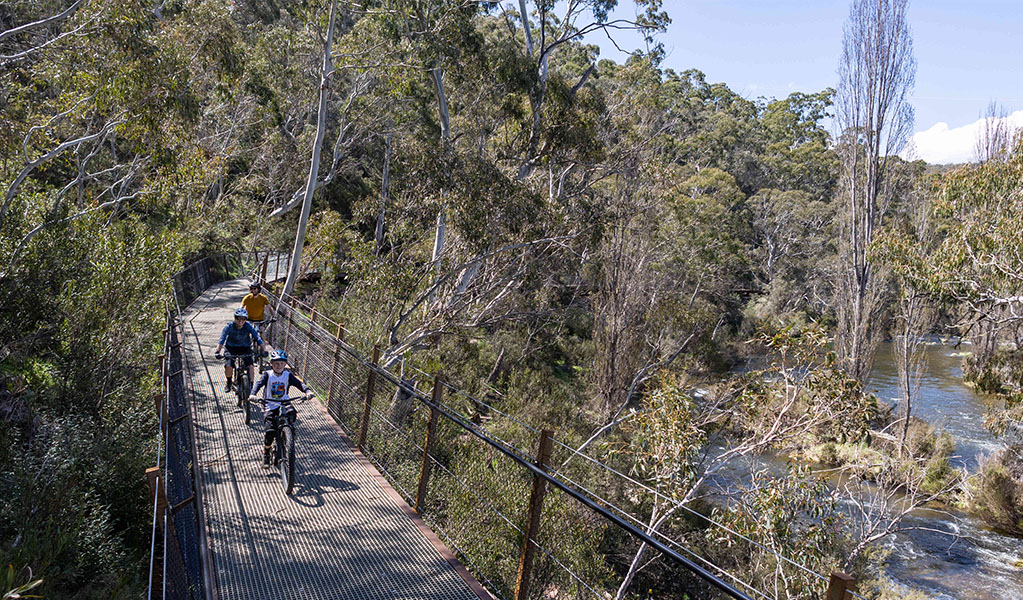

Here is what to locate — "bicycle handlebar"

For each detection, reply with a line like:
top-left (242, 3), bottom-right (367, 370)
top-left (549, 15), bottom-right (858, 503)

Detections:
top-left (221, 351), bottom-right (254, 358)
top-left (252, 394), bottom-right (311, 404)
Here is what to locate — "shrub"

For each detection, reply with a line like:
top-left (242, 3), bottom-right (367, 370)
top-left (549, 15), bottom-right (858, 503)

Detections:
top-left (969, 445), bottom-right (1023, 535)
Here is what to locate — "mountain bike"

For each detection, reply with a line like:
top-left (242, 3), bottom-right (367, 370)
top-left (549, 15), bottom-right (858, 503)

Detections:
top-left (221, 351), bottom-right (255, 424)
top-left (249, 318), bottom-right (276, 372)
top-left (258, 395), bottom-right (308, 494)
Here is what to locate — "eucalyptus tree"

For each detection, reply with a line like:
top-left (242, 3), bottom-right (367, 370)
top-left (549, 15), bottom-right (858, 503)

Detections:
top-left (833, 0), bottom-right (916, 383)
top-left (928, 140), bottom-right (1023, 429)
top-left (281, 0), bottom-right (340, 299)
top-left (871, 163), bottom-right (937, 452)
top-left (505, 0), bottom-right (668, 185)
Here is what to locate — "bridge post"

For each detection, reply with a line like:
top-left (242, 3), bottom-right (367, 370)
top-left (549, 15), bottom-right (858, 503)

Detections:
top-left (358, 345), bottom-right (380, 449)
top-left (416, 376), bottom-right (443, 513)
top-left (327, 323), bottom-right (343, 409)
top-left (284, 298), bottom-right (295, 355)
top-left (261, 253), bottom-right (268, 283)
top-left (514, 429), bottom-right (554, 600)
top-left (302, 308), bottom-right (315, 379)
top-left (826, 572), bottom-right (855, 600)
top-left (157, 354), bottom-right (167, 430)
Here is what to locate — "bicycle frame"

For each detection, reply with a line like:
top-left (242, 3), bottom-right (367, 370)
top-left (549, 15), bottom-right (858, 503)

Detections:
top-left (223, 351), bottom-right (255, 423)
top-left (258, 395), bottom-right (306, 494)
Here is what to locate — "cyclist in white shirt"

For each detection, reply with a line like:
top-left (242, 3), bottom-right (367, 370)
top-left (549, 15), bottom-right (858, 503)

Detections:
top-left (249, 349), bottom-right (315, 468)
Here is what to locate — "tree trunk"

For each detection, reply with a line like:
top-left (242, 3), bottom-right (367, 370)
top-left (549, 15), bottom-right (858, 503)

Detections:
top-left (429, 66), bottom-right (450, 303)
top-left (376, 133), bottom-right (391, 255)
top-left (834, 0), bottom-right (915, 383)
top-left (282, 0), bottom-right (338, 301)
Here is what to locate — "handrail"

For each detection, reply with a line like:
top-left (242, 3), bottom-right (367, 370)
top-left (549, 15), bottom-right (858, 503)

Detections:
top-left (269, 287), bottom-right (759, 600)
top-left (367, 359), bottom-right (753, 599)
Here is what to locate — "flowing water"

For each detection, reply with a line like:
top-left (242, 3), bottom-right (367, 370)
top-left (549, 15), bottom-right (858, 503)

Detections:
top-left (867, 340), bottom-right (1023, 599)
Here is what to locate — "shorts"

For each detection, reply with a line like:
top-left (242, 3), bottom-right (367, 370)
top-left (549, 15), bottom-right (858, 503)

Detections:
top-left (263, 405), bottom-right (297, 433)
top-left (224, 346), bottom-right (253, 368)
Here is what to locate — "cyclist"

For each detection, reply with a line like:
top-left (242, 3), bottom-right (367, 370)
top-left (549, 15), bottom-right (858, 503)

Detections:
top-left (249, 350), bottom-right (315, 468)
top-left (214, 307), bottom-right (270, 396)
top-left (241, 282), bottom-right (273, 334)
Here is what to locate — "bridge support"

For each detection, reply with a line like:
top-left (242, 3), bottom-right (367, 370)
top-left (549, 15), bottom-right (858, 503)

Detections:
top-left (416, 376), bottom-right (443, 513)
top-left (327, 323), bottom-right (343, 408)
top-left (826, 572), bottom-right (856, 600)
top-left (301, 308), bottom-right (315, 378)
top-left (514, 429), bottom-right (553, 600)
top-left (358, 345), bottom-right (381, 449)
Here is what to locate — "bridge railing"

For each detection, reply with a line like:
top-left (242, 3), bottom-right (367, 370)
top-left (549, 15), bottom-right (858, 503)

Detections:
top-left (150, 252), bottom-right (282, 600)
top-left (261, 289), bottom-right (859, 600)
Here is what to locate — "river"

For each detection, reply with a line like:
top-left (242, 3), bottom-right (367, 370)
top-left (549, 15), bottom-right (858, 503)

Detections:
top-left (868, 340), bottom-right (1023, 599)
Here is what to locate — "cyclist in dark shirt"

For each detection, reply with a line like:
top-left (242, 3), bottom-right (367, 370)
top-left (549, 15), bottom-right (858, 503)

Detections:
top-left (214, 307), bottom-right (270, 394)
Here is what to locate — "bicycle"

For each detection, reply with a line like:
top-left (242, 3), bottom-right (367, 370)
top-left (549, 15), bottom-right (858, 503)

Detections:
top-left (256, 394), bottom-right (308, 494)
top-left (218, 351), bottom-right (256, 424)
top-left (248, 318), bottom-right (276, 372)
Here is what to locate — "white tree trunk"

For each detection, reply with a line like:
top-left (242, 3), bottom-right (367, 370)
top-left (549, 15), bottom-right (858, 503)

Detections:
top-left (376, 133), bottom-right (391, 254)
top-left (429, 66), bottom-right (451, 303)
top-left (281, 0), bottom-right (338, 300)
top-left (517, 0), bottom-right (533, 56)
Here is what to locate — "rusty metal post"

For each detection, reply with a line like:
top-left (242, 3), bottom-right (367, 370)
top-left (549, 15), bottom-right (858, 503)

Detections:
top-left (302, 308), bottom-right (315, 378)
top-left (283, 298), bottom-right (294, 354)
top-left (514, 429), bottom-right (554, 600)
top-left (146, 468), bottom-right (169, 515)
top-left (327, 323), bottom-right (343, 408)
top-left (157, 354), bottom-right (168, 430)
top-left (826, 572), bottom-right (856, 600)
top-left (358, 345), bottom-right (381, 450)
top-left (416, 376), bottom-right (443, 513)
top-left (261, 254), bottom-right (268, 283)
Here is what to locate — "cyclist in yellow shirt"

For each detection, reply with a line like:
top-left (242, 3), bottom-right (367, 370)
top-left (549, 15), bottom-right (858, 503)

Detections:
top-left (242, 282), bottom-right (273, 333)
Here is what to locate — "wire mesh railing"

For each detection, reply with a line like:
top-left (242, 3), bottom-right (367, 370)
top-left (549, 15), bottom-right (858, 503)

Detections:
top-left (263, 291), bottom-right (769, 600)
top-left (147, 308), bottom-right (208, 600)
top-left (150, 252), bottom-right (285, 600)
top-left (150, 254), bottom-right (862, 600)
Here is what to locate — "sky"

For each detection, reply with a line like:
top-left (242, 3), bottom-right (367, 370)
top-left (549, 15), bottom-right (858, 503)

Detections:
top-left (572, 0), bottom-right (1023, 164)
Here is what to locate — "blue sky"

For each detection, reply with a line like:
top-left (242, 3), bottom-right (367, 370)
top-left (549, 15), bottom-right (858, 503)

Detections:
top-left (579, 0), bottom-right (1023, 163)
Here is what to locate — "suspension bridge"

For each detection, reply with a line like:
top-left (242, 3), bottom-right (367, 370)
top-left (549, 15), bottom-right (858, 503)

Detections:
top-left (147, 254), bottom-right (860, 600)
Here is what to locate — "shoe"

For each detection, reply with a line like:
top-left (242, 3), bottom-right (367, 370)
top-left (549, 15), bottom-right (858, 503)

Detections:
top-left (262, 451), bottom-right (271, 469)
top-left (224, 382), bottom-right (232, 394)
top-left (236, 395), bottom-right (243, 407)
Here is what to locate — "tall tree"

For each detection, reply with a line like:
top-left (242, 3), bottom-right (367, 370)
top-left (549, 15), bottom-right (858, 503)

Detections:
top-left (974, 101), bottom-right (1017, 163)
top-left (282, 0), bottom-right (340, 299)
top-left (833, 0), bottom-right (916, 383)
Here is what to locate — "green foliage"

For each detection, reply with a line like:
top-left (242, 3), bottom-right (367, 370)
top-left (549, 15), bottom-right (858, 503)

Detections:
top-left (704, 466), bottom-right (845, 600)
top-left (968, 445), bottom-right (1023, 535)
top-left (616, 377), bottom-right (706, 494)
top-left (0, 0), bottom-right (884, 596)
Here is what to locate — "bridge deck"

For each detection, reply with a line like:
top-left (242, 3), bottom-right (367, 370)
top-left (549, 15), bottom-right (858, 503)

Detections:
top-left (181, 280), bottom-right (486, 600)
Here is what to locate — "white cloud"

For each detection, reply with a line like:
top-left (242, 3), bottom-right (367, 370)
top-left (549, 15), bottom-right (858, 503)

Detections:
top-left (906, 110), bottom-right (1023, 164)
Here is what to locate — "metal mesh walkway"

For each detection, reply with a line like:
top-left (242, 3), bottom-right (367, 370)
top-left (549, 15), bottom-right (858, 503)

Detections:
top-left (181, 280), bottom-right (487, 600)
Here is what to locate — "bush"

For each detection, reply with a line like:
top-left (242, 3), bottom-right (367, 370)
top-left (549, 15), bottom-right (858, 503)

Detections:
top-left (969, 445), bottom-right (1023, 535)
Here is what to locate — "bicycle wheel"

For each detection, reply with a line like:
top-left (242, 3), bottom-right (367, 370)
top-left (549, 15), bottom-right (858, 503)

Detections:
top-left (280, 425), bottom-right (295, 494)
top-left (235, 370), bottom-right (245, 407)
top-left (237, 372), bottom-right (250, 421)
